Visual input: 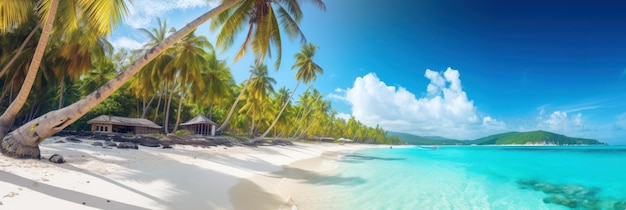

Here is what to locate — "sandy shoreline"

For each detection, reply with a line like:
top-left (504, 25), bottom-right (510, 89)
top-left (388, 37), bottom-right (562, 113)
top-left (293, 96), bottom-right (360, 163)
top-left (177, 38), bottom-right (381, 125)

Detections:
top-left (0, 136), bottom-right (377, 209)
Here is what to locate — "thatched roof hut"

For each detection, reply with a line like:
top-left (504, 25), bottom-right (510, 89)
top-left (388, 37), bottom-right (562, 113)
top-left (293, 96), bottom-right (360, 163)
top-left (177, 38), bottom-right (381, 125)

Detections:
top-left (180, 115), bottom-right (218, 136)
top-left (87, 115), bottom-right (161, 135)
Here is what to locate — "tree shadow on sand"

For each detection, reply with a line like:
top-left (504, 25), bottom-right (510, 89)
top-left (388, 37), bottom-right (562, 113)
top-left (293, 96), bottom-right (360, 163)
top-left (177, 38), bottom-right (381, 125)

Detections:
top-left (274, 166), bottom-right (366, 186)
top-left (0, 171), bottom-right (151, 210)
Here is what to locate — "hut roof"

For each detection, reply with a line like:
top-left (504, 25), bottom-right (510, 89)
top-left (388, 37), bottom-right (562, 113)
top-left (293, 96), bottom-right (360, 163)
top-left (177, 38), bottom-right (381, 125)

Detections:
top-left (180, 115), bottom-right (217, 126)
top-left (338, 138), bottom-right (353, 142)
top-left (87, 115), bottom-right (162, 129)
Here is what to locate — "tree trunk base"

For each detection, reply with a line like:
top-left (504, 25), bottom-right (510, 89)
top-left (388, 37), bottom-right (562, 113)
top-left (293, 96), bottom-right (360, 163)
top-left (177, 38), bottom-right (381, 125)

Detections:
top-left (0, 133), bottom-right (40, 159)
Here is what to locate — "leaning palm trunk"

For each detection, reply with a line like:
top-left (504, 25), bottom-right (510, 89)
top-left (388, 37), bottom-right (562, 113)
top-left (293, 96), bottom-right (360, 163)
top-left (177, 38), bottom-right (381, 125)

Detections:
top-left (0, 23), bottom-right (40, 79)
top-left (0, 0), bottom-right (241, 158)
top-left (216, 72), bottom-right (254, 132)
top-left (163, 89), bottom-right (173, 134)
top-left (58, 79), bottom-right (65, 109)
top-left (259, 82), bottom-right (299, 139)
top-left (173, 92), bottom-right (185, 132)
top-left (0, 0), bottom-right (59, 142)
top-left (140, 95), bottom-right (155, 119)
top-left (291, 106), bottom-right (314, 138)
top-left (153, 86), bottom-right (165, 122)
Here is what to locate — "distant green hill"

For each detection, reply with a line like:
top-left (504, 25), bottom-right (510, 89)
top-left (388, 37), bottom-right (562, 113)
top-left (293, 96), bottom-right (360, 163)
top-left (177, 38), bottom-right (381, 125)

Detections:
top-left (387, 130), bottom-right (604, 145)
top-left (471, 130), bottom-right (603, 145)
top-left (386, 131), bottom-right (464, 145)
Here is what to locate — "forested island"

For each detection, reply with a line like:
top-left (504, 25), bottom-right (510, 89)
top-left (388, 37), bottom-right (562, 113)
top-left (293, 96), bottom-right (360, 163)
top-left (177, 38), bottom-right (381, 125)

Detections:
top-left (389, 130), bottom-right (604, 145)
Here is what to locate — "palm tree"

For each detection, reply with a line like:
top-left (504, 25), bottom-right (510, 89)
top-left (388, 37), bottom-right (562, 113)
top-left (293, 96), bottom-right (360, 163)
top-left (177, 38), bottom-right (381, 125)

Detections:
top-left (259, 43), bottom-right (322, 139)
top-left (0, 0), bottom-right (61, 139)
top-left (0, 18), bottom-right (39, 79)
top-left (291, 88), bottom-right (322, 138)
top-left (0, 0), bottom-right (130, 157)
top-left (167, 30), bottom-right (213, 132)
top-left (213, 0), bottom-right (326, 132)
top-left (130, 19), bottom-right (175, 121)
top-left (0, 0), bottom-right (323, 158)
top-left (268, 87), bottom-right (292, 137)
top-left (211, 0), bottom-right (325, 68)
top-left (0, 0), bottom-right (237, 158)
top-left (188, 52), bottom-right (235, 120)
top-left (45, 23), bottom-right (114, 108)
top-left (239, 64), bottom-right (275, 137)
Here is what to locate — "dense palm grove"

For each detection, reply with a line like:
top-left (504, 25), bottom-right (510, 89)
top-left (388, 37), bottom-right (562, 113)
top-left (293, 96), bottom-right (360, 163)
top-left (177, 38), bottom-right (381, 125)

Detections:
top-left (0, 0), bottom-right (401, 158)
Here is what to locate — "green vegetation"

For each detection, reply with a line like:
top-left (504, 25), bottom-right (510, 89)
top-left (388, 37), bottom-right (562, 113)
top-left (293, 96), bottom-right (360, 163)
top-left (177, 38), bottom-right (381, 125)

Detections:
top-left (387, 131), bottom-right (463, 145)
top-left (0, 0), bottom-right (405, 159)
top-left (389, 130), bottom-right (604, 145)
top-left (472, 131), bottom-right (603, 145)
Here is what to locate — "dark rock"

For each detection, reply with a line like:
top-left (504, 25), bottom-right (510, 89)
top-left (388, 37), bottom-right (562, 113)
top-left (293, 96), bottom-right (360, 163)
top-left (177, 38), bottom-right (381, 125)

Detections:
top-left (242, 141), bottom-right (258, 147)
top-left (102, 146), bottom-right (113, 149)
top-left (271, 139), bottom-right (294, 146)
top-left (543, 195), bottom-right (578, 208)
top-left (139, 142), bottom-right (160, 147)
top-left (91, 142), bottom-right (103, 147)
top-left (104, 141), bottom-right (117, 147)
top-left (54, 140), bottom-right (65, 143)
top-left (117, 142), bottom-right (138, 149)
top-left (613, 201), bottom-right (626, 210)
top-left (66, 137), bottom-right (82, 143)
top-left (577, 198), bottom-right (600, 210)
top-left (161, 144), bottom-right (172, 149)
top-left (48, 154), bottom-right (65, 164)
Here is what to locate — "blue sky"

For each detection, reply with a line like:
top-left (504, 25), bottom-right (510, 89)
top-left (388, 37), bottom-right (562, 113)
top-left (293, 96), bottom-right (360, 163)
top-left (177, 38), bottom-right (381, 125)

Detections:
top-left (109, 0), bottom-right (626, 144)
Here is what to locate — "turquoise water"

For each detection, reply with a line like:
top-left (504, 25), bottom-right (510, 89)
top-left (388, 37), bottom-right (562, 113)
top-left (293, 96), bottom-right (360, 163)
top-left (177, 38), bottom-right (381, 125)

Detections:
top-left (321, 146), bottom-right (626, 210)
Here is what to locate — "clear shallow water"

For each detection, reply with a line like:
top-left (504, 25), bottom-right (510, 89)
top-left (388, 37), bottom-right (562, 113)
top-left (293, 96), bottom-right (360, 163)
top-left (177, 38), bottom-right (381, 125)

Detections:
top-left (319, 146), bottom-right (626, 210)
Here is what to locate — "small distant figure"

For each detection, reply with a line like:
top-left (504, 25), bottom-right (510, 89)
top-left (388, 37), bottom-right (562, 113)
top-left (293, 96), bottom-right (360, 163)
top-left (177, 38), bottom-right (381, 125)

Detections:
top-left (390, 146), bottom-right (393, 149)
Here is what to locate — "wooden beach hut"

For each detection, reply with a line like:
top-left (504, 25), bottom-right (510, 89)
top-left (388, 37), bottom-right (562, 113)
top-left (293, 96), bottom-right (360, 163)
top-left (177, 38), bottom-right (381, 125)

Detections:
top-left (338, 138), bottom-right (353, 144)
top-left (87, 115), bottom-right (162, 134)
top-left (180, 115), bottom-right (218, 136)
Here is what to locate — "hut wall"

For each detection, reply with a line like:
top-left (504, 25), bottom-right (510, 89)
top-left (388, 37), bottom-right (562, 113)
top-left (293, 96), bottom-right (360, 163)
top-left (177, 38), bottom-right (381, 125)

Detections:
top-left (91, 124), bottom-right (112, 133)
top-left (182, 124), bottom-right (214, 136)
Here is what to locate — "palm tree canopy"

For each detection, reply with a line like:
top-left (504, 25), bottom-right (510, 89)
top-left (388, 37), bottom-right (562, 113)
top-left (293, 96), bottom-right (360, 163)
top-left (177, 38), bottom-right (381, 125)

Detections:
top-left (246, 63), bottom-right (276, 100)
top-left (292, 42), bottom-right (322, 84)
top-left (210, 0), bottom-right (326, 69)
top-left (0, 0), bottom-right (130, 35)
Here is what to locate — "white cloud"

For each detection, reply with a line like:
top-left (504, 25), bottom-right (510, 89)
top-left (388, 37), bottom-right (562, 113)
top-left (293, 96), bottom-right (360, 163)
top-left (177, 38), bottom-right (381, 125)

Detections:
top-left (536, 111), bottom-right (585, 135)
top-left (483, 116), bottom-right (506, 130)
top-left (339, 68), bottom-right (504, 139)
top-left (110, 36), bottom-right (145, 51)
top-left (125, 0), bottom-right (218, 28)
top-left (327, 88), bottom-right (347, 101)
top-left (336, 112), bottom-right (351, 121)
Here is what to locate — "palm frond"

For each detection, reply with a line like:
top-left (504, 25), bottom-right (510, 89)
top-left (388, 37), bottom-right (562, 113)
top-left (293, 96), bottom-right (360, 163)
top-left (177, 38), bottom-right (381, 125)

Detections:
top-left (277, 6), bottom-right (305, 43)
top-left (0, 0), bottom-right (34, 34)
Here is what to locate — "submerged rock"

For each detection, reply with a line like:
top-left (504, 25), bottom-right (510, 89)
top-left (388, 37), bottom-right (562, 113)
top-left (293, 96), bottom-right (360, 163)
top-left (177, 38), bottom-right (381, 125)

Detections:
top-left (543, 195), bottom-right (578, 208)
top-left (612, 201), bottom-right (626, 210)
top-left (48, 154), bottom-right (65, 164)
top-left (518, 179), bottom-right (618, 209)
top-left (91, 142), bottom-right (103, 147)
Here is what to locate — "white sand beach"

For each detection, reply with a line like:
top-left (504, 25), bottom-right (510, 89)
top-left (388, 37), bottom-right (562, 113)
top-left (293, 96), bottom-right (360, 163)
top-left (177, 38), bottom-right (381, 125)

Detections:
top-left (0, 137), bottom-right (377, 209)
